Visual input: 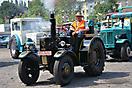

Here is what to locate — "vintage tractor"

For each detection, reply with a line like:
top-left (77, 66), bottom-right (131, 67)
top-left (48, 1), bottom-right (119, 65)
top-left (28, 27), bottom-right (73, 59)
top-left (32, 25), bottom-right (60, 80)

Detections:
top-left (100, 6), bottom-right (132, 61)
top-left (17, 13), bottom-right (106, 86)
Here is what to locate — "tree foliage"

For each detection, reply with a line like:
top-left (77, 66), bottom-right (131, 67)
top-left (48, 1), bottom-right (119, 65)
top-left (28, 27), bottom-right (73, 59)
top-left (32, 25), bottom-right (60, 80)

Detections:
top-left (0, 1), bottom-right (23, 23)
top-left (55, 0), bottom-right (77, 24)
top-left (27, 0), bottom-right (49, 20)
top-left (94, 0), bottom-right (118, 20)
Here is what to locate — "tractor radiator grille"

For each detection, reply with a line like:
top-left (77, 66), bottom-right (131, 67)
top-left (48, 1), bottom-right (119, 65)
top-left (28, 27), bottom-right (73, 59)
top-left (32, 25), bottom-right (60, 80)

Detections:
top-left (101, 32), bottom-right (114, 45)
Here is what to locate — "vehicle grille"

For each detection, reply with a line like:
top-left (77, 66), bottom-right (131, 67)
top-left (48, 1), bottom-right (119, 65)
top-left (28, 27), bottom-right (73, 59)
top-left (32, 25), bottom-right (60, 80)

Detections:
top-left (101, 32), bottom-right (114, 45)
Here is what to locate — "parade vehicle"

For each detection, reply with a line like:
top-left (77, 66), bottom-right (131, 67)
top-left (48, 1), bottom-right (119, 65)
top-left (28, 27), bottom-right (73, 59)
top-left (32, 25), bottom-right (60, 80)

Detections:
top-left (17, 13), bottom-right (106, 86)
top-left (100, 12), bottom-right (118, 30)
top-left (9, 18), bottom-right (50, 59)
top-left (100, 7), bottom-right (132, 61)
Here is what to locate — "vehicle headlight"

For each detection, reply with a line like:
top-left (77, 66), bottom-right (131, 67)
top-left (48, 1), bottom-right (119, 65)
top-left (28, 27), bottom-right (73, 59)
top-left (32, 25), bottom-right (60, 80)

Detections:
top-left (97, 33), bottom-right (101, 36)
top-left (24, 43), bottom-right (36, 51)
top-left (115, 35), bottom-right (121, 39)
top-left (28, 44), bottom-right (34, 50)
top-left (59, 41), bottom-right (66, 47)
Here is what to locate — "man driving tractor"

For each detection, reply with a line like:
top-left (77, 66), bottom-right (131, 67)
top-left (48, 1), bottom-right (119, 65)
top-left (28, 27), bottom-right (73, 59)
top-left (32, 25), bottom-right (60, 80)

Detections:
top-left (70, 12), bottom-right (89, 53)
top-left (71, 12), bottom-right (89, 37)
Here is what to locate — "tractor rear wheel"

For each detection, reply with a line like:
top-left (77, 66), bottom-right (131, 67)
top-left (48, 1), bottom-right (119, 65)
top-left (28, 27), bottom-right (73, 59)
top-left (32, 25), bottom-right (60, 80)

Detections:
top-left (83, 37), bottom-right (105, 76)
top-left (53, 55), bottom-right (74, 86)
top-left (111, 43), bottom-right (131, 61)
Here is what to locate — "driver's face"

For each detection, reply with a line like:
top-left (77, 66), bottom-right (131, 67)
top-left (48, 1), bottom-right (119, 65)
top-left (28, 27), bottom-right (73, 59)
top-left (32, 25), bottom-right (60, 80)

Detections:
top-left (76, 16), bottom-right (83, 22)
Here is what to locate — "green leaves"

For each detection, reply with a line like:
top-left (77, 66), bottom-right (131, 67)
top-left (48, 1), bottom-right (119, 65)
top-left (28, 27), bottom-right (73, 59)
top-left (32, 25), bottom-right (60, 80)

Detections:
top-left (27, 0), bottom-right (49, 20)
top-left (94, 0), bottom-right (118, 20)
top-left (0, 1), bottom-right (25, 23)
top-left (55, 0), bottom-right (76, 24)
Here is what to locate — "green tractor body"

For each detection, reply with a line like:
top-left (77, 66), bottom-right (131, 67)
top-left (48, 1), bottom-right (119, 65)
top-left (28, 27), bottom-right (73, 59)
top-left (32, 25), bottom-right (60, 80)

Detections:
top-left (100, 10), bottom-right (132, 60)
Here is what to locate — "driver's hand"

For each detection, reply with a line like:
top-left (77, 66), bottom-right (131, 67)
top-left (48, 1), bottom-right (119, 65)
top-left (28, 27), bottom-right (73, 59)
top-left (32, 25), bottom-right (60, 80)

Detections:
top-left (72, 31), bottom-right (78, 37)
top-left (72, 31), bottom-right (77, 36)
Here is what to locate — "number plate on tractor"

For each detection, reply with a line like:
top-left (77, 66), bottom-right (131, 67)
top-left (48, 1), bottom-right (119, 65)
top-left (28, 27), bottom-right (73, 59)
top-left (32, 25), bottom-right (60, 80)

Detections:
top-left (38, 51), bottom-right (52, 56)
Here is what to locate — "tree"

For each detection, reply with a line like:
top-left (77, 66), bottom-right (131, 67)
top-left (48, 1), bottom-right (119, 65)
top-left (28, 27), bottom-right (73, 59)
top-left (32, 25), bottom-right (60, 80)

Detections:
top-left (0, 1), bottom-right (23, 23)
top-left (55, 0), bottom-right (76, 24)
top-left (27, 0), bottom-right (49, 20)
top-left (94, 0), bottom-right (118, 20)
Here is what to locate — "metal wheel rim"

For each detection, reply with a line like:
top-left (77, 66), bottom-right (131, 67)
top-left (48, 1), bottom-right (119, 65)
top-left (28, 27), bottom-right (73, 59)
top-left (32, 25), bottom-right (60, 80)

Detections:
top-left (62, 62), bottom-right (71, 78)
top-left (126, 46), bottom-right (131, 57)
top-left (93, 49), bottom-right (101, 66)
top-left (24, 64), bottom-right (36, 79)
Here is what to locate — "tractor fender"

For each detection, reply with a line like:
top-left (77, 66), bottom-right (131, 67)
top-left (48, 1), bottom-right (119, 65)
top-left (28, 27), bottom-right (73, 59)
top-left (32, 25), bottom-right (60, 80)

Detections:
top-left (18, 51), bottom-right (39, 61)
top-left (116, 39), bottom-right (129, 44)
top-left (18, 51), bottom-right (31, 59)
top-left (54, 50), bottom-right (77, 60)
top-left (89, 36), bottom-right (105, 50)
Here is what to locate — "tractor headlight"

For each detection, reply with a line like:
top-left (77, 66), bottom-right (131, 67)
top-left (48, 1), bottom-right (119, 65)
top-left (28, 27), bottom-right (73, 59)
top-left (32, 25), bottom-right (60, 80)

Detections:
top-left (115, 35), bottom-right (121, 39)
top-left (59, 41), bottom-right (66, 47)
top-left (24, 41), bottom-right (37, 51)
top-left (24, 43), bottom-right (35, 50)
top-left (28, 44), bottom-right (34, 50)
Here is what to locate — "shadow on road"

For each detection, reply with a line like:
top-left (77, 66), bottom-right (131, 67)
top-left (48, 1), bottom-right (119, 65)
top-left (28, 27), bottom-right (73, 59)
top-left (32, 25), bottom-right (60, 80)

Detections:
top-left (30, 71), bottom-right (129, 87)
top-left (64, 71), bottom-right (130, 88)
top-left (0, 46), bottom-right (7, 48)
top-left (106, 56), bottom-right (132, 62)
top-left (0, 61), bottom-right (18, 68)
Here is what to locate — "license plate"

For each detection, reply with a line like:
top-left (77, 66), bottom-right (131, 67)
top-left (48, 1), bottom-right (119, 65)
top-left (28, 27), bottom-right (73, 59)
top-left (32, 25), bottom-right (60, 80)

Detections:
top-left (38, 51), bottom-right (52, 56)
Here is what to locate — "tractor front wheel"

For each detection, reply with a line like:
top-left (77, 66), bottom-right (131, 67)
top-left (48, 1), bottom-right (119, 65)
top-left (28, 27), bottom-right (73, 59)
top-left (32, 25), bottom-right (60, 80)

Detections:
top-left (53, 55), bottom-right (74, 86)
top-left (120, 42), bottom-right (131, 61)
top-left (18, 54), bottom-right (39, 85)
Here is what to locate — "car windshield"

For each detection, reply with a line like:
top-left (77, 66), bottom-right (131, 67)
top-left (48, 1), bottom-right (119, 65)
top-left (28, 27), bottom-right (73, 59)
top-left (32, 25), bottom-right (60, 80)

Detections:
top-left (22, 21), bottom-right (43, 32)
top-left (113, 18), bottom-right (130, 27)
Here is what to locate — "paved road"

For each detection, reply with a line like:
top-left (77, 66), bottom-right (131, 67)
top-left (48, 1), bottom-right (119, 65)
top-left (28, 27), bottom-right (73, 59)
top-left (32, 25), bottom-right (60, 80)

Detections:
top-left (0, 48), bottom-right (132, 88)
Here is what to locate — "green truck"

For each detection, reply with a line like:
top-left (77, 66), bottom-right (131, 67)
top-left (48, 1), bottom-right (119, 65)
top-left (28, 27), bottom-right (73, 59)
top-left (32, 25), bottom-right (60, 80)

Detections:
top-left (100, 8), bottom-right (132, 61)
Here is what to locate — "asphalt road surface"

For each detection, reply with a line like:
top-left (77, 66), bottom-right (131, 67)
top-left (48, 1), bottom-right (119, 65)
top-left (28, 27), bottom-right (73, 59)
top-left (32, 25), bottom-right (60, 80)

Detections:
top-left (0, 48), bottom-right (132, 88)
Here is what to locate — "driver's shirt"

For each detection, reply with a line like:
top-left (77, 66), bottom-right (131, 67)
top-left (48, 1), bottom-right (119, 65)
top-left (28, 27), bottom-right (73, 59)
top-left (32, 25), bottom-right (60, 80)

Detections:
top-left (71, 20), bottom-right (86, 32)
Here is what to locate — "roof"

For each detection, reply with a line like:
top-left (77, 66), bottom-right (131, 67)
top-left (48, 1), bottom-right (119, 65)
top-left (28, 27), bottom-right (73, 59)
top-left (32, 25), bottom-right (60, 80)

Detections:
top-left (111, 12), bottom-right (132, 18)
top-left (106, 12), bottom-right (117, 16)
top-left (11, 17), bottom-right (43, 22)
